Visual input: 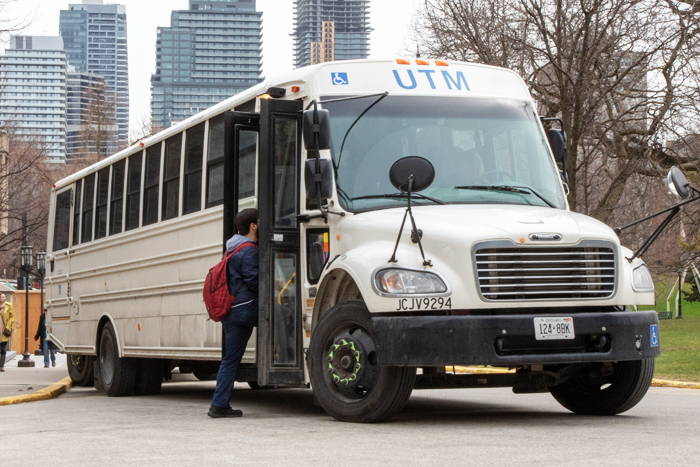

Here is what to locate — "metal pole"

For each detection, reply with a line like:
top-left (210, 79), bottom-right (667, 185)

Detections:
top-left (17, 213), bottom-right (34, 367)
top-left (677, 268), bottom-right (684, 319)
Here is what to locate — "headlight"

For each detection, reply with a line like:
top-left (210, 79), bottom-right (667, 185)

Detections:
top-left (632, 265), bottom-right (654, 292)
top-left (374, 268), bottom-right (448, 295)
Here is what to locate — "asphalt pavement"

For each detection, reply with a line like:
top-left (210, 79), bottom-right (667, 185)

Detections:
top-left (1, 374), bottom-right (698, 466)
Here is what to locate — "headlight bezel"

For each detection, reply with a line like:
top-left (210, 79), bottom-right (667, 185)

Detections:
top-left (372, 265), bottom-right (451, 298)
top-left (631, 264), bottom-right (655, 293)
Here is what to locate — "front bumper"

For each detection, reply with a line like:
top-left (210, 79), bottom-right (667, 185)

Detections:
top-left (372, 310), bottom-right (660, 366)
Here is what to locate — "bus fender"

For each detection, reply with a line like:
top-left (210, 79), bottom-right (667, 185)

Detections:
top-left (95, 313), bottom-right (123, 358)
top-left (311, 264), bottom-right (364, 333)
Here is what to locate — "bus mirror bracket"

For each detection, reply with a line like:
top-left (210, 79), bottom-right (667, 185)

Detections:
top-left (388, 157), bottom-right (435, 266)
top-left (614, 166), bottom-right (700, 262)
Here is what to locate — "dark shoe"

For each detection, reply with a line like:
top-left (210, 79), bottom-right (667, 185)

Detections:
top-left (52, 361), bottom-right (56, 367)
top-left (207, 405), bottom-right (242, 418)
top-left (44, 364), bottom-right (49, 368)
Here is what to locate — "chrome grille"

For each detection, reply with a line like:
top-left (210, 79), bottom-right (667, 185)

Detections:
top-left (474, 241), bottom-right (616, 301)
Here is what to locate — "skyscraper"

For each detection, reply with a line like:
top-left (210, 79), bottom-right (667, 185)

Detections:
top-left (0, 36), bottom-right (68, 163)
top-left (150, 0), bottom-right (263, 129)
top-left (66, 71), bottom-right (118, 162)
top-left (59, 0), bottom-right (129, 150)
top-left (293, 0), bottom-right (370, 69)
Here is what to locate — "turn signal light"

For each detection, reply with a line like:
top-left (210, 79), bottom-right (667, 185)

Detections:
top-left (435, 60), bottom-right (449, 66)
top-left (396, 59), bottom-right (410, 65)
top-left (291, 86), bottom-right (300, 93)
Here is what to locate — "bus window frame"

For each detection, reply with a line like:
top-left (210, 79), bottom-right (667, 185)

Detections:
top-left (162, 133), bottom-right (183, 222)
top-left (199, 120), bottom-right (209, 212)
top-left (94, 166), bottom-right (111, 240)
top-left (51, 186), bottom-right (73, 253)
top-left (109, 158), bottom-right (126, 236)
top-left (72, 178), bottom-right (83, 246)
top-left (183, 122), bottom-right (206, 215)
top-left (206, 114), bottom-right (225, 209)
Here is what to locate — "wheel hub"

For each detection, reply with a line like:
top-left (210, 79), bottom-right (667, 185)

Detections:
top-left (325, 328), bottom-right (380, 400)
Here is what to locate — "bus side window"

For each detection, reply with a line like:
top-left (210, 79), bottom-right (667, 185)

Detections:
top-left (184, 123), bottom-right (205, 215)
top-left (125, 153), bottom-right (142, 231)
top-left (206, 115), bottom-right (224, 207)
top-left (110, 159), bottom-right (126, 235)
top-left (162, 133), bottom-right (182, 221)
top-left (81, 174), bottom-right (95, 243)
top-left (72, 179), bottom-right (82, 245)
top-left (52, 189), bottom-right (72, 252)
top-left (143, 144), bottom-right (161, 226)
top-left (95, 167), bottom-right (110, 239)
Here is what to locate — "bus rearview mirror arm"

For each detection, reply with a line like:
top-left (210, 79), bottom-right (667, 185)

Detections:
top-left (614, 166), bottom-right (700, 262)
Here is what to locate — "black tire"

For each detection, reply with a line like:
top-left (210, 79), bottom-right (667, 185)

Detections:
top-left (309, 300), bottom-right (416, 423)
top-left (192, 368), bottom-right (218, 381)
top-left (549, 358), bottom-right (655, 415)
top-left (134, 359), bottom-right (164, 396)
top-left (99, 322), bottom-right (137, 397)
top-left (67, 354), bottom-right (94, 387)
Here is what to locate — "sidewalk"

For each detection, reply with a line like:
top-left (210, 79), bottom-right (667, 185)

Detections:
top-left (0, 352), bottom-right (68, 398)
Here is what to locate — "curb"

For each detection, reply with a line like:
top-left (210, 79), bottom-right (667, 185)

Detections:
top-left (0, 376), bottom-right (73, 406)
top-left (450, 366), bottom-right (700, 389)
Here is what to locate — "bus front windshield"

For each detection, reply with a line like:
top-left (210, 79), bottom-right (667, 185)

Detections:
top-left (323, 96), bottom-right (567, 211)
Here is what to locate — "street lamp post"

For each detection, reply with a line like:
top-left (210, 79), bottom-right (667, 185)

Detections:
top-left (677, 268), bottom-right (684, 319)
top-left (17, 244), bottom-right (35, 367)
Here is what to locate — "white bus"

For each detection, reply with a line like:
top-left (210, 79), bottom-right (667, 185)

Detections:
top-left (47, 59), bottom-right (660, 422)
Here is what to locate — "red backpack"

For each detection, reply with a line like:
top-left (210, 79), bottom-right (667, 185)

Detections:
top-left (203, 242), bottom-right (256, 322)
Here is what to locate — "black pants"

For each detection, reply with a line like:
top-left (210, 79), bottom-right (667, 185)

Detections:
top-left (0, 341), bottom-right (7, 355)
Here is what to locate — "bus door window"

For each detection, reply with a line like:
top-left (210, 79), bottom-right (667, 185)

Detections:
top-left (81, 174), bottom-right (95, 243)
top-left (206, 115), bottom-right (225, 207)
top-left (72, 179), bottom-right (82, 245)
top-left (306, 230), bottom-right (330, 284)
top-left (237, 129), bottom-right (258, 211)
top-left (273, 117), bottom-right (298, 229)
top-left (273, 252), bottom-right (297, 365)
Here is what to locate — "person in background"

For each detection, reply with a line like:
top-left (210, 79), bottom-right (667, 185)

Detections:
top-left (1, 294), bottom-right (13, 371)
top-left (35, 310), bottom-right (56, 368)
top-left (208, 208), bottom-right (260, 418)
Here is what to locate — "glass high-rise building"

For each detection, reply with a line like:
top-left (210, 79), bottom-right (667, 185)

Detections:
top-left (59, 0), bottom-right (129, 150)
top-left (150, 0), bottom-right (263, 129)
top-left (293, 0), bottom-right (370, 69)
top-left (0, 36), bottom-right (68, 163)
top-left (66, 71), bottom-right (118, 162)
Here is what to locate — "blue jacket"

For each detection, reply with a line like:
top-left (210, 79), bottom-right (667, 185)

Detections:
top-left (225, 234), bottom-right (259, 307)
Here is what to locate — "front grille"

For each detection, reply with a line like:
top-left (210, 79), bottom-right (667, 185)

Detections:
top-left (474, 241), bottom-right (616, 301)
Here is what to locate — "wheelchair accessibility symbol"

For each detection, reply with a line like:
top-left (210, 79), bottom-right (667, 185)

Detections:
top-left (650, 324), bottom-right (659, 347)
top-left (332, 72), bottom-right (348, 85)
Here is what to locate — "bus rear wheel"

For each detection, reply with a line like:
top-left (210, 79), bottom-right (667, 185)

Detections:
top-left (67, 354), bottom-right (94, 387)
top-left (134, 359), bottom-right (164, 396)
top-left (549, 358), bottom-right (655, 415)
top-left (309, 301), bottom-right (416, 423)
top-left (99, 322), bottom-right (137, 397)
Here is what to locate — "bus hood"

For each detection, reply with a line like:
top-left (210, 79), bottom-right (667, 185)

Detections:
top-left (337, 204), bottom-right (618, 255)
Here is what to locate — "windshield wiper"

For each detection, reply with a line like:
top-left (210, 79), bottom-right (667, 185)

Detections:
top-left (455, 185), bottom-right (556, 208)
top-left (351, 192), bottom-right (446, 205)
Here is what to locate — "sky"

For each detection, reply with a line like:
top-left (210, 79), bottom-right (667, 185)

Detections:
top-left (1, 0), bottom-right (420, 135)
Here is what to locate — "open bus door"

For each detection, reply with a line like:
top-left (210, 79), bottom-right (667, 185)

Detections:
top-left (224, 99), bottom-right (305, 387)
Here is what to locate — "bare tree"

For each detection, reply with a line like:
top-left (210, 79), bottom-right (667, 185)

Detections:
top-left (78, 82), bottom-right (118, 163)
top-left (129, 113), bottom-right (163, 147)
top-left (411, 0), bottom-right (700, 228)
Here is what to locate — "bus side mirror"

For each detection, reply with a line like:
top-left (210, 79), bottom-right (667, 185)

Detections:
top-left (304, 159), bottom-right (333, 199)
top-left (547, 128), bottom-right (567, 164)
top-left (302, 109), bottom-right (332, 150)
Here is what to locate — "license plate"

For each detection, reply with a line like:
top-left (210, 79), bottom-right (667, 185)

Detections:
top-left (534, 317), bottom-right (575, 340)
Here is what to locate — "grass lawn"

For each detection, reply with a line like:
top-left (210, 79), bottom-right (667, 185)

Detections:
top-left (642, 279), bottom-right (700, 382)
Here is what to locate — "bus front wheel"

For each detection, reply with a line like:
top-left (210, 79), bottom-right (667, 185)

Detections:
top-left (67, 354), bottom-right (94, 387)
top-left (99, 322), bottom-right (137, 397)
top-left (549, 358), bottom-right (655, 415)
top-left (309, 301), bottom-right (415, 423)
